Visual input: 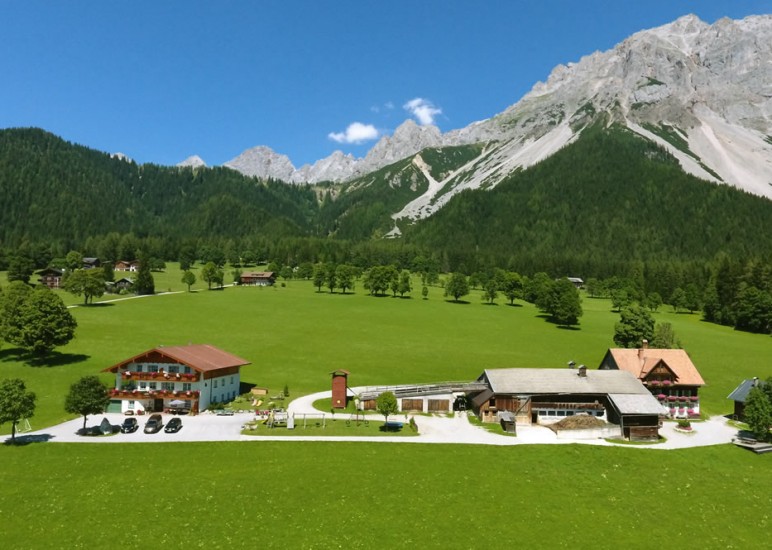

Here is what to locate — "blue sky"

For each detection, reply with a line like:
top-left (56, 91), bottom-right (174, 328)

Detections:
top-left (1, 1), bottom-right (769, 167)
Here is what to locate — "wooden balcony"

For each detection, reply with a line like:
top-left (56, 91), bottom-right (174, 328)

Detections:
top-left (120, 371), bottom-right (199, 383)
top-left (109, 389), bottom-right (200, 400)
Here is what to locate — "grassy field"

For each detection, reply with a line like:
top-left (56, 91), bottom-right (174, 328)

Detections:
top-left (0, 441), bottom-right (769, 548)
top-left (1, 265), bottom-right (771, 431)
top-left (1, 267), bottom-right (771, 547)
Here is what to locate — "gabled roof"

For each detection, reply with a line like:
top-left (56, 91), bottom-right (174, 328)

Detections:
top-left (608, 393), bottom-right (668, 415)
top-left (241, 271), bottom-right (275, 278)
top-left (479, 368), bottom-right (650, 396)
top-left (604, 348), bottom-right (705, 386)
top-left (103, 344), bottom-right (250, 373)
top-left (728, 378), bottom-right (767, 403)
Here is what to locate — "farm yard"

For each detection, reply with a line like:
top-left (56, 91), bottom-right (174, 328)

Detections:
top-left (1, 268), bottom-right (771, 547)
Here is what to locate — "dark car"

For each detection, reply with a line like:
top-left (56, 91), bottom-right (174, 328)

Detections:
top-left (120, 417), bottom-right (138, 433)
top-left (164, 417), bottom-right (182, 433)
top-left (143, 414), bottom-right (163, 434)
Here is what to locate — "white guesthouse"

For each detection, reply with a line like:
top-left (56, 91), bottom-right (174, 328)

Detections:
top-left (103, 344), bottom-right (250, 414)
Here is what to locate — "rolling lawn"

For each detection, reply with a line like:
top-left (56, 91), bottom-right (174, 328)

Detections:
top-left (1, 271), bottom-right (771, 547)
top-left (1, 270), bottom-right (771, 431)
top-left (0, 442), bottom-right (769, 548)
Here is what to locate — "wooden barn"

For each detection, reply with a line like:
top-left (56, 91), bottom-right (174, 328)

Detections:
top-left (472, 366), bottom-right (664, 441)
top-left (240, 271), bottom-right (276, 286)
top-left (727, 377), bottom-right (768, 420)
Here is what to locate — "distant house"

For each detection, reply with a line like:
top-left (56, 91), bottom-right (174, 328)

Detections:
top-left (82, 257), bottom-right (101, 269)
top-left (115, 260), bottom-right (140, 272)
top-left (472, 366), bottom-right (664, 441)
top-left (566, 277), bottom-right (584, 289)
top-left (599, 341), bottom-right (705, 419)
top-left (240, 271), bottom-right (276, 286)
top-left (102, 344), bottom-right (251, 414)
top-left (37, 267), bottom-right (64, 289)
top-left (728, 378), bottom-right (768, 420)
top-left (105, 277), bottom-right (134, 292)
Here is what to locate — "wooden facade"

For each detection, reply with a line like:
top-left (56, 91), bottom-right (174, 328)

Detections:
top-left (331, 370), bottom-right (349, 409)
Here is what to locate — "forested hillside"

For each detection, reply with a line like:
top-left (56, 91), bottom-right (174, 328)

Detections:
top-left (0, 128), bottom-right (317, 248)
top-left (405, 125), bottom-right (772, 275)
top-left (1, 126), bottom-right (771, 276)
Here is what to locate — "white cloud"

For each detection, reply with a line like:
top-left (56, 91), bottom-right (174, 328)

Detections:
top-left (328, 122), bottom-right (380, 144)
top-left (403, 97), bottom-right (441, 125)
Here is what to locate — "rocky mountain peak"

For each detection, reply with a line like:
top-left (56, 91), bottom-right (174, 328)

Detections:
top-left (177, 155), bottom-right (206, 168)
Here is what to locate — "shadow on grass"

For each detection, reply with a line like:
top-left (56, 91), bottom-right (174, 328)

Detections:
top-left (26, 351), bottom-right (91, 368)
top-left (444, 299), bottom-right (471, 305)
top-left (82, 302), bottom-right (115, 308)
top-left (239, 381), bottom-right (257, 395)
top-left (555, 325), bottom-right (582, 331)
top-left (505, 303), bottom-right (523, 308)
top-left (4, 433), bottom-right (54, 445)
top-left (482, 302), bottom-right (498, 306)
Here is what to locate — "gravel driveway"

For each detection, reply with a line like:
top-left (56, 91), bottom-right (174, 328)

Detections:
top-left (14, 390), bottom-right (740, 449)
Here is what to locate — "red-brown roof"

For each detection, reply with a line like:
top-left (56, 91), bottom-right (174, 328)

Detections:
top-left (605, 348), bottom-right (705, 386)
top-left (241, 271), bottom-right (275, 278)
top-left (103, 344), bottom-right (250, 373)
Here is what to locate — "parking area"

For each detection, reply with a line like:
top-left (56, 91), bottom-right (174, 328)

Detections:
top-left (27, 412), bottom-right (250, 443)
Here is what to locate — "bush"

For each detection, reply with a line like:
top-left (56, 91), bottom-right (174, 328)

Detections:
top-left (676, 419), bottom-right (691, 429)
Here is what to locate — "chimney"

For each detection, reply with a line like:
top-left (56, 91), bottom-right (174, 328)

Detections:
top-left (638, 339), bottom-right (648, 361)
top-left (578, 365), bottom-right (587, 378)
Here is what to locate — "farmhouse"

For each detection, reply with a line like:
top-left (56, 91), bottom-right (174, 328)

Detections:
top-left (598, 341), bottom-right (705, 419)
top-left (37, 267), bottom-right (64, 289)
top-left (472, 366), bottom-right (664, 441)
top-left (102, 344), bottom-right (250, 414)
top-left (566, 277), bottom-right (584, 288)
top-left (727, 377), bottom-right (768, 420)
top-left (82, 257), bottom-right (101, 269)
top-left (240, 271), bottom-right (276, 286)
top-left (114, 260), bottom-right (140, 272)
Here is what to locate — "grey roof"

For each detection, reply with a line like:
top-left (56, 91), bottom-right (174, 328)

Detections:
top-left (608, 393), bottom-right (667, 415)
top-left (471, 388), bottom-right (494, 408)
top-left (480, 368), bottom-right (650, 396)
top-left (727, 379), bottom-right (767, 403)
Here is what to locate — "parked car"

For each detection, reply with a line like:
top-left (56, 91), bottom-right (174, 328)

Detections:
top-left (121, 417), bottom-right (138, 433)
top-left (164, 417), bottom-right (182, 433)
top-left (143, 414), bottom-right (163, 434)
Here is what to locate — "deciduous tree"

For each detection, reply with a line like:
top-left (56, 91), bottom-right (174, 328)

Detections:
top-left (65, 376), bottom-right (110, 431)
top-left (4, 287), bottom-right (77, 355)
top-left (0, 378), bottom-right (36, 443)
top-left (744, 387), bottom-right (771, 441)
top-left (63, 269), bottom-right (106, 305)
top-left (181, 270), bottom-right (196, 292)
top-left (613, 304), bottom-right (654, 348)
top-left (376, 391), bottom-right (398, 423)
top-left (444, 272), bottom-right (469, 302)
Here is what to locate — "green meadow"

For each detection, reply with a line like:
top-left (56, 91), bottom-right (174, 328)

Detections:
top-left (0, 442), bottom-right (770, 548)
top-left (1, 266), bottom-right (771, 430)
top-left (1, 268), bottom-right (771, 547)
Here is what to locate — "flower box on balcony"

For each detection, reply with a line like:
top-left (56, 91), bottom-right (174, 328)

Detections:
top-left (667, 396), bottom-right (677, 402)
top-left (662, 380), bottom-right (671, 386)
top-left (649, 380), bottom-right (660, 386)
top-left (657, 394), bottom-right (666, 400)
top-left (689, 396), bottom-right (699, 402)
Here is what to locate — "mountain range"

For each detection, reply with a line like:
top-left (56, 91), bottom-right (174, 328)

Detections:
top-left (196, 14), bottom-right (771, 223)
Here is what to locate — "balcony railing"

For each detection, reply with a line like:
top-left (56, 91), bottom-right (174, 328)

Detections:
top-left (110, 389), bottom-right (200, 400)
top-left (120, 371), bottom-right (199, 382)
